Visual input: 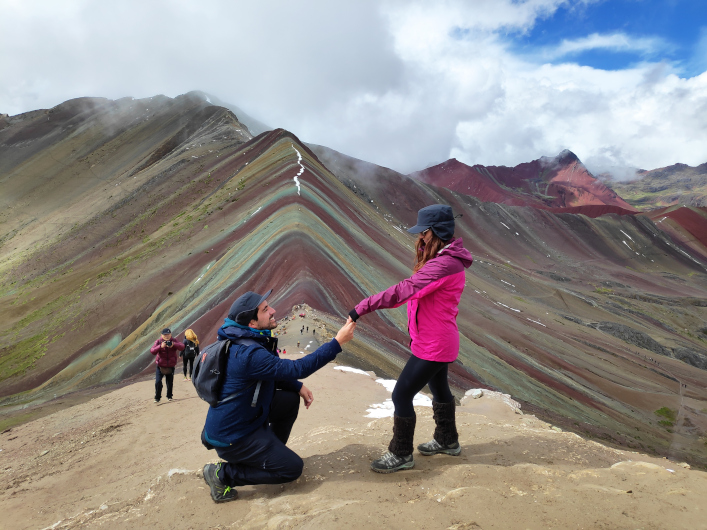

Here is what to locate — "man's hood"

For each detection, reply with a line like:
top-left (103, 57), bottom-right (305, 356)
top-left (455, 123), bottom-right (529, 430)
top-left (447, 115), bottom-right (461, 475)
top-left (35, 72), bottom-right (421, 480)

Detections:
top-left (217, 325), bottom-right (268, 343)
top-left (439, 237), bottom-right (473, 268)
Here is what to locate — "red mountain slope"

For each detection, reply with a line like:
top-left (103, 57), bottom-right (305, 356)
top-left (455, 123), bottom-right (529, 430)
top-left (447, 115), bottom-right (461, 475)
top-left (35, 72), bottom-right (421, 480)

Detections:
top-left (410, 150), bottom-right (637, 211)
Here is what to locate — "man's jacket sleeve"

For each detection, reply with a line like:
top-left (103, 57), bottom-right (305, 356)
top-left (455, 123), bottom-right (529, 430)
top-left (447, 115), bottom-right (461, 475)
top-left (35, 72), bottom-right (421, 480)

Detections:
top-left (245, 339), bottom-right (341, 381)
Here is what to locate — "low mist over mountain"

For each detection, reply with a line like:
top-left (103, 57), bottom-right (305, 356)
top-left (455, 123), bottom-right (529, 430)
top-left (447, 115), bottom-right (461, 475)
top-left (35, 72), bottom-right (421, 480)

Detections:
top-left (1, 93), bottom-right (707, 469)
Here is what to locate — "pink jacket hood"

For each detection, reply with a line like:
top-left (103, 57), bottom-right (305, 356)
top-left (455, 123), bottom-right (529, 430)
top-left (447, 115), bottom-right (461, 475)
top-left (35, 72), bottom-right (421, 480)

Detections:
top-left (355, 237), bottom-right (473, 362)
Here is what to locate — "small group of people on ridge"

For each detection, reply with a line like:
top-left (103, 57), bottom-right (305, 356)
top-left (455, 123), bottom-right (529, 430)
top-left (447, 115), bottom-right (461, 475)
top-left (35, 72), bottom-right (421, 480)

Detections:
top-left (149, 328), bottom-right (200, 402)
top-left (155, 204), bottom-right (473, 504)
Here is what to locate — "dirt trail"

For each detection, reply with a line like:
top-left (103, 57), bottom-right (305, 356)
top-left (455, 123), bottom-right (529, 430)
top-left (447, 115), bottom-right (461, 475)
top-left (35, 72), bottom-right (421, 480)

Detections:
top-left (1, 319), bottom-right (706, 529)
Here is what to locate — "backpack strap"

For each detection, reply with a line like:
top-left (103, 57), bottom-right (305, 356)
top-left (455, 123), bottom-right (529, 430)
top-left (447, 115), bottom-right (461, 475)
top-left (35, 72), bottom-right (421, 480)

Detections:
top-left (219, 337), bottom-right (263, 408)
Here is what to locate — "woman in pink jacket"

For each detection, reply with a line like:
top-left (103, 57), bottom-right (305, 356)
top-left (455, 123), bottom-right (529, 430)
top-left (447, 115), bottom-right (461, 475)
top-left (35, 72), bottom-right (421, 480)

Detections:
top-left (349, 205), bottom-right (473, 473)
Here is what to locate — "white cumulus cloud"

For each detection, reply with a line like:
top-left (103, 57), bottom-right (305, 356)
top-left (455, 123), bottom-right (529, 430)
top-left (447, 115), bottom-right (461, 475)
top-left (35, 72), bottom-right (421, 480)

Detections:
top-left (0, 0), bottom-right (705, 179)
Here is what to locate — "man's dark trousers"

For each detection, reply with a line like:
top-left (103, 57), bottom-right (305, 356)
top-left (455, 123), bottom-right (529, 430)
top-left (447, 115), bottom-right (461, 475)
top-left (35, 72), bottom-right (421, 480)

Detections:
top-left (155, 366), bottom-right (174, 400)
top-left (216, 389), bottom-right (302, 487)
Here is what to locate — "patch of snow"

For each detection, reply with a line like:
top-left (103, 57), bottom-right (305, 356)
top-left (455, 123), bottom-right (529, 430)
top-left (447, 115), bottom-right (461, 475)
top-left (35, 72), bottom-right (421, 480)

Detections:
top-left (292, 144), bottom-right (304, 195)
top-left (496, 301), bottom-right (521, 312)
top-left (526, 318), bottom-right (546, 327)
top-left (334, 366), bottom-right (370, 376)
top-left (619, 229), bottom-right (634, 242)
top-left (365, 378), bottom-right (431, 418)
top-left (500, 222), bottom-right (511, 230)
top-left (622, 240), bottom-right (633, 251)
top-left (194, 263), bottom-right (212, 284)
top-left (501, 280), bottom-right (515, 287)
top-left (250, 206), bottom-right (262, 217)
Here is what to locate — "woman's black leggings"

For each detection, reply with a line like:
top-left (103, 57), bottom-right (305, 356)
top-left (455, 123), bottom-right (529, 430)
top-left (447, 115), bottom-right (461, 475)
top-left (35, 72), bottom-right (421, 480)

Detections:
top-left (392, 355), bottom-right (454, 417)
top-left (183, 357), bottom-right (194, 377)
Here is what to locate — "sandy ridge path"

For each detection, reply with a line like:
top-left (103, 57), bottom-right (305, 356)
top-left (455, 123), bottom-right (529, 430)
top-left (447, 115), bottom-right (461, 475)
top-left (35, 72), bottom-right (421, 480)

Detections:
top-left (1, 357), bottom-right (706, 529)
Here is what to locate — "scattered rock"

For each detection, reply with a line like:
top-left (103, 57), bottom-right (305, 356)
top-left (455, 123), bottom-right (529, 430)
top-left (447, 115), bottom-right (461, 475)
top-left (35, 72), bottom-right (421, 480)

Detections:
top-left (591, 322), bottom-right (671, 357)
top-left (672, 347), bottom-right (707, 370)
top-left (40, 450), bottom-right (49, 457)
top-left (465, 389), bottom-right (483, 399)
top-left (563, 315), bottom-right (584, 325)
top-left (462, 389), bottom-right (522, 413)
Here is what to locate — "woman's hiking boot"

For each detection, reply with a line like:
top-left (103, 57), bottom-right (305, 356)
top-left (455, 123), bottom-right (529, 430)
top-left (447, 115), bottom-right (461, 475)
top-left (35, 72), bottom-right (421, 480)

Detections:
top-left (371, 415), bottom-right (416, 473)
top-left (370, 451), bottom-right (414, 473)
top-left (203, 463), bottom-right (238, 503)
top-left (417, 439), bottom-right (461, 456)
top-left (418, 401), bottom-right (460, 456)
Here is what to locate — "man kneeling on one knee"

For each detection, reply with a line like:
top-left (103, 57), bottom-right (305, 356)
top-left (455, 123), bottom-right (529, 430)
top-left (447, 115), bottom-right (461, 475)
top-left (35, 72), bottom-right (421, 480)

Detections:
top-left (202, 289), bottom-right (356, 503)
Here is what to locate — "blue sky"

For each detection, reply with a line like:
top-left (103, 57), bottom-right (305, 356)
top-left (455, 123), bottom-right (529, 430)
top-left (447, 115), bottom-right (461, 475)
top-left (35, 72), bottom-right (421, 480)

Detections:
top-left (1, 0), bottom-right (706, 177)
top-left (513, 0), bottom-right (706, 76)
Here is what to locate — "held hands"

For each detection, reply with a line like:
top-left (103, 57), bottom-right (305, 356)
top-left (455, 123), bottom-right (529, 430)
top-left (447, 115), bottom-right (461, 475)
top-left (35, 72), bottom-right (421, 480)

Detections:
top-left (334, 317), bottom-right (356, 345)
top-left (299, 385), bottom-right (314, 409)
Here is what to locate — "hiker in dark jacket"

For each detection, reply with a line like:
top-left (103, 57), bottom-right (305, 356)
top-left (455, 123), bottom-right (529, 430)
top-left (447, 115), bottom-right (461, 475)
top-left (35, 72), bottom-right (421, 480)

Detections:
top-left (201, 289), bottom-right (356, 503)
top-left (180, 329), bottom-right (200, 381)
top-left (150, 328), bottom-right (185, 403)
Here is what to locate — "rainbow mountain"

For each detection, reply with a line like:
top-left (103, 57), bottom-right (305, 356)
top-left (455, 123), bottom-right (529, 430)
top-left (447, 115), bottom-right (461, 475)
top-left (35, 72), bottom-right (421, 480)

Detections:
top-left (1, 92), bottom-right (706, 466)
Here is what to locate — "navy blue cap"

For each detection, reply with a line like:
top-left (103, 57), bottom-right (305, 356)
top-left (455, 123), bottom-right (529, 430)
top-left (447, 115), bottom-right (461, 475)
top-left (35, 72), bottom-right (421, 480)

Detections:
top-left (407, 204), bottom-right (456, 241)
top-left (228, 289), bottom-right (273, 324)
top-left (161, 328), bottom-right (171, 335)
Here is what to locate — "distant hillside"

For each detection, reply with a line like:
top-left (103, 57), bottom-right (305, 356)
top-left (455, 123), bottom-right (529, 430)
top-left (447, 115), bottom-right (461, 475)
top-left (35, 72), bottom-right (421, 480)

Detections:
top-left (1, 95), bottom-right (707, 467)
top-left (409, 150), bottom-right (636, 211)
top-left (605, 162), bottom-right (707, 209)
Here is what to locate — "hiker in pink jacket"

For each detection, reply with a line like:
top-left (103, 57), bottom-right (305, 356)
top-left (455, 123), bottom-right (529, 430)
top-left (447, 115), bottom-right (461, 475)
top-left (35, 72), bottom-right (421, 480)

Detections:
top-left (348, 205), bottom-right (473, 473)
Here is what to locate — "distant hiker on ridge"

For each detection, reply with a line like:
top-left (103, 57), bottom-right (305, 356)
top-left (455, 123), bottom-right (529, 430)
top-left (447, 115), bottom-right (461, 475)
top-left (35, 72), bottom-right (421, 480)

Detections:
top-left (150, 328), bottom-right (185, 403)
top-left (200, 289), bottom-right (356, 503)
top-left (180, 329), bottom-right (200, 381)
top-left (349, 204), bottom-right (473, 473)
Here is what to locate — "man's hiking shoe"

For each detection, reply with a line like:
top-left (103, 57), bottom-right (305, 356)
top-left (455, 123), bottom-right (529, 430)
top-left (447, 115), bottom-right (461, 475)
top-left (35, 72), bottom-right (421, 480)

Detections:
top-left (370, 452), bottom-right (414, 474)
top-left (417, 439), bottom-right (461, 456)
top-left (154, 398), bottom-right (160, 403)
top-left (203, 463), bottom-right (238, 503)
top-left (167, 397), bottom-right (173, 402)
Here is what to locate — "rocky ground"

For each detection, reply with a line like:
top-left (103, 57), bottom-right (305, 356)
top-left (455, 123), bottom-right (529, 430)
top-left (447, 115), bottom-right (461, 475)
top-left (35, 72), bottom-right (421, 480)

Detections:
top-left (1, 313), bottom-right (706, 530)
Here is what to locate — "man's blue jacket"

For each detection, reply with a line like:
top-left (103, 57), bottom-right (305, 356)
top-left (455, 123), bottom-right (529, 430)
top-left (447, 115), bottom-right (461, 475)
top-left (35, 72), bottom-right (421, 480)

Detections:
top-left (203, 324), bottom-right (341, 445)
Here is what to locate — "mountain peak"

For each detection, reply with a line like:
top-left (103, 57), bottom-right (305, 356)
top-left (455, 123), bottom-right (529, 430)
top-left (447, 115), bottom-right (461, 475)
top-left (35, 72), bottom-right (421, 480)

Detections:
top-left (409, 150), bottom-right (634, 211)
top-left (556, 149), bottom-right (579, 163)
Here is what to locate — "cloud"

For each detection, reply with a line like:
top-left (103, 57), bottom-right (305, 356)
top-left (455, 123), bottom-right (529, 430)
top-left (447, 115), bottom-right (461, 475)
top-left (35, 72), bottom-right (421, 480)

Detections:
top-left (0, 0), bottom-right (705, 179)
top-left (538, 32), bottom-right (670, 61)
